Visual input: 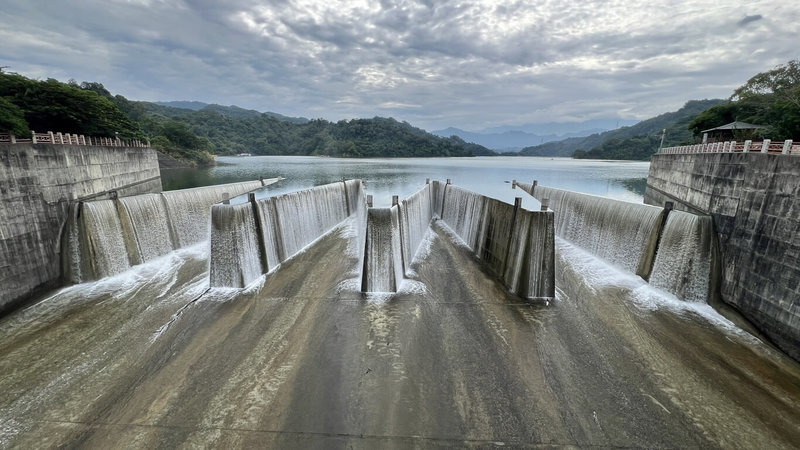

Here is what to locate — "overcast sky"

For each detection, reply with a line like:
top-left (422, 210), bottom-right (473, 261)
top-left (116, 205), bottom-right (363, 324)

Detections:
top-left (1, 0), bottom-right (797, 131)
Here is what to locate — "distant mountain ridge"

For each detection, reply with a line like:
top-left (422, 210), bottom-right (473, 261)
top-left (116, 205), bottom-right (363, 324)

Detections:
top-left (432, 119), bottom-right (639, 151)
top-left (519, 99), bottom-right (726, 158)
top-left (155, 101), bottom-right (309, 124)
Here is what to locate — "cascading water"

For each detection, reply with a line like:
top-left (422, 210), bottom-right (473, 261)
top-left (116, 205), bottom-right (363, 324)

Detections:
top-left (399, 184), bottom-right (434, 273)
top-left (649, 211), bottom-right (714, 303)
top-left (117, 193), bottom-right (174, 264)
top-left (209, 203), bottom-right (264, 288)
top-left (436, 183), bottom-right (555, 299)
top-left (210, 180), bottom-right (367, 289)
top-left (533, 186), bottom-right (663, 276)
top-left (79, 200), bottom-right (131, 279)
top-left (272, 183), bottom-right (349, 258)
top-left (65, 180), bottom-right (266, 283)
top-left (362, 207), bottom-right (404, 293)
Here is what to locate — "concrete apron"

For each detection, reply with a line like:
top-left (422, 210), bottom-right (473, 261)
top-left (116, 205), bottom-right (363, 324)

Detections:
top-left (1, 222), bottom-right (799, 448)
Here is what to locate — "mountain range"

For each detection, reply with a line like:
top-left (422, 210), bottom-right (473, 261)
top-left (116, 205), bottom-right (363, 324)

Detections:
top-left (432, 119), bottom-right (639, 152)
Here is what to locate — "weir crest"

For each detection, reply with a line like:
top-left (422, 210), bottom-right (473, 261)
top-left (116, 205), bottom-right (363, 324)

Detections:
top-left (517, 182), bottom-right (715, 303)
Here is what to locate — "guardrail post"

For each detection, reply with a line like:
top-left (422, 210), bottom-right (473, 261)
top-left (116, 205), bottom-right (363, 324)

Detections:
top-left (743, 140), bottom-right (751, 153)
top-left (761, 139), bottom-right (770, 153)
top-left (392, 195), bottom-right (399, 206)
top-left (512, 179), bottom-right (517, 189)
top-left (541, 198), bottom-right (549, 211)
top-left (222, 193), bottom-right (230, 205)
top-left (9, 133), bottom-right (15, 144)
top-left (31, 130), bottom-right (37, 143)
top-left (783, 140), bottom-right (793, 154)
top-left (367, 195), bottom-right (373, 207)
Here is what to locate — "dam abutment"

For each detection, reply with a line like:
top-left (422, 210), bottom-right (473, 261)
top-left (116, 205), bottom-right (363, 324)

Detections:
top-left (1, 143), bottom-right (162, 314)
top-left (646, 152), bottom-right (800, 361)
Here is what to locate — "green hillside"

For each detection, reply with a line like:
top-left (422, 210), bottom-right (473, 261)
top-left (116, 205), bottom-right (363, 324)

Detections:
top-left (0, 71), bottom-right (494, 164)
top-left (519, 99), bottom-right (725, 159)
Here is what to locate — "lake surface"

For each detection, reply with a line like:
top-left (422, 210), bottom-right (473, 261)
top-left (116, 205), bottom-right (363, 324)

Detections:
top-left (161, 156), bottom-right (650, 207)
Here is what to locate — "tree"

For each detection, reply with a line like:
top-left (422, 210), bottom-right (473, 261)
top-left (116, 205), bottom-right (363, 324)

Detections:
top-left (0, 97), bottom-right (29, 135)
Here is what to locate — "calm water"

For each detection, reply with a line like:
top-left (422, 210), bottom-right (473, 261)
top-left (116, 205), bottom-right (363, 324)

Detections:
top-left (161, 156), bottom-right (650, 207)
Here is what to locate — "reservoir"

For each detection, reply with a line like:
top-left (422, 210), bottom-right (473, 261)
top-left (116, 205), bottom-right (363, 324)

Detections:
top-left (2, 156), bottom-right (799, 448)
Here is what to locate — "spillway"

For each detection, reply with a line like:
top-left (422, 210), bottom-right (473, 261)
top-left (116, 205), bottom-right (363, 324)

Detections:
top-left (117, 193), bottom-right (174, 264)
top-left (649, 211), bottom-right (714, 302)
top-left (64, 180), bottom-right (270, 283)
top-left (209, 180), bottom-right (367, 288)
top-left (523, 184), bottom-right (663, 277)
top-left (361, 207), bottom-right (404, 293)
top-left (434, 181), bottom-right (554, 299)
top-left (520, 182), bottom-right (715, 304)
top-left (74, 200), bottom-right (132, 279)
top-left (209, 202), bottom-right (265, 288)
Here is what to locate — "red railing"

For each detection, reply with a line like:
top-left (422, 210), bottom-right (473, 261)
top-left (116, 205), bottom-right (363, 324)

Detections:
top-left (659, 139), bottom-right (798, 155)
top-left (0, 131), bottom-right (149, 148)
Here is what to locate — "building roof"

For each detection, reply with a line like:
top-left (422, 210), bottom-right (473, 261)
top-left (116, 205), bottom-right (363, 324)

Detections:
top-left (701, 121), bottom-right (767, 133)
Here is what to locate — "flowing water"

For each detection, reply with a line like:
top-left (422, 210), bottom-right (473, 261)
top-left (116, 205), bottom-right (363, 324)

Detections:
top-left (3, 157), bottom-right (799, 447)
top-left (649, 211), bottom-right (714, 302)
top-left (532, 185), bottom-right (663, 276)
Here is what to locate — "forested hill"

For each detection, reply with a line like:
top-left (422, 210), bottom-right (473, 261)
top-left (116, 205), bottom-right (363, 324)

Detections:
top-left (0, 71), bottom-right (494, 165)
top-left (134, 103), bottom-right (494, 157)
top-left (519, 99), bottom-right (725, 159)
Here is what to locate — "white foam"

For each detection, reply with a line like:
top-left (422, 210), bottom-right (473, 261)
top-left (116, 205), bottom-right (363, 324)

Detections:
top-left (557, 238), bottom-right (757, 342)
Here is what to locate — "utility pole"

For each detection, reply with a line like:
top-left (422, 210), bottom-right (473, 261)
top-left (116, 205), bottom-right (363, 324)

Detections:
top-left (659, 128), bottom-right (666, 150)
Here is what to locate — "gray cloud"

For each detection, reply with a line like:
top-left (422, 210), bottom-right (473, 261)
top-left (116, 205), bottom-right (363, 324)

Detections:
top-left (0, 0), bottom-right (797, 131)
top-left (738, 14), bottom-right (763, 26)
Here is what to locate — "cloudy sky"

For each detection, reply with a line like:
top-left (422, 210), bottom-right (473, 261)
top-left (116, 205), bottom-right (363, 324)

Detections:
top-left (1, 0), bottom-right (797, 131)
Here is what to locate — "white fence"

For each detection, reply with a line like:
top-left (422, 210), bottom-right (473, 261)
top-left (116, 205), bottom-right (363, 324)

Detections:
top-left (659, 140), bottom-right (798, 155)
top-left (0, 131), bottom-right (149, 148)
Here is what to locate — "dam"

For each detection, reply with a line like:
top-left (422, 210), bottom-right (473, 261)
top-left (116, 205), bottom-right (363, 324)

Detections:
top-left (1, 147), bottom-right (800, 447)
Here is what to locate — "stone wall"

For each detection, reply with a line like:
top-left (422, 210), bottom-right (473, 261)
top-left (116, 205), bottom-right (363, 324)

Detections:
top-left (645, 152), bottom-right (800, 360)
top-left (0, 143), bottom-right (161, 314)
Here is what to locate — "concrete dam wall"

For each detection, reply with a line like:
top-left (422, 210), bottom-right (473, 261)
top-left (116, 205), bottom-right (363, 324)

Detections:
top-left (645, 152), bottom-right (800, 360)
top-left (518, 182), bottom-right (715, 304)
top-left (64, 180), bottom-right (269, 283)
top-left (0, 143), bottom-right (162, 314)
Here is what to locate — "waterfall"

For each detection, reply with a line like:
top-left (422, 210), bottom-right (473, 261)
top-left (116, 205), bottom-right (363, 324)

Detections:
top-left (65, 180), bottom-right (266, 282)
top-left (399, 184), bottom-right (434, 273)
top-left (649, 211), bottom-right (714, 302)
top-left (362, 207), bottom-right (404, 293)
top-left (209, 180), bottom-right (366, 288)
top-left (533, 186), bottom-right (663, 276)
top-left (437, 184), bottom-right (555, 299)
top-left (209, 203), bottom-right (264, 288)
top-left (117, 194), bottom-right (174, 264)
top-left (272, 182), bottom-right (350, 258)
top-left (78, 200), bottom-right (131, 279)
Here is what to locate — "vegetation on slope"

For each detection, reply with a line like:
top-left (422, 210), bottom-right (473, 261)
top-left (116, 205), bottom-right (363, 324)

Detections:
top-left (1, 70), bottom-right (492, 162)
top-left (689, 60), bottom-right (800, 140)
top-left (519, 99), bottom-right (724, 159)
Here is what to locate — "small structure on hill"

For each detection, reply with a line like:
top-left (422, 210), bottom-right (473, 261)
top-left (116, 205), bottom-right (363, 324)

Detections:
top-left (701, 121), bottom-right (766, 143)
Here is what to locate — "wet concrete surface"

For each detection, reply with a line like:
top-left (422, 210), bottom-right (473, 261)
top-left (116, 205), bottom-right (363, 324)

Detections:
top-left (1, 221), bottom-right (800, 448)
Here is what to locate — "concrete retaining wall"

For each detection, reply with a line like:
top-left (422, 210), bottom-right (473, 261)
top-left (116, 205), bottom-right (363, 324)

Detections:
top-left (0, 143), bottom-right (161, 314)
top-left (645, 152), bottom-right (800, 360)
